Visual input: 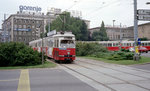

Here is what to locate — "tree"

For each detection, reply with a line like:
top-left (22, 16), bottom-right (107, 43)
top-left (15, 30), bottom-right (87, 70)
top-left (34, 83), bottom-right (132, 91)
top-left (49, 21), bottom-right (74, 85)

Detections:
top-left (99, 21), bottom-right (109, 41)
top-left (46, 12), bottom-right (89, 41)
top-left (92, 21), bottom-right (109, 41)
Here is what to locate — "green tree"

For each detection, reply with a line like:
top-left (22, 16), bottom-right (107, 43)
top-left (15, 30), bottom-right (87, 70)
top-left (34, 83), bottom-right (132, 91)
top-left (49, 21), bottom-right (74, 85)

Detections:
top-left (92, 21), bottom-right (109, 41)
top-left (46, 12), bottom-right (89, 41)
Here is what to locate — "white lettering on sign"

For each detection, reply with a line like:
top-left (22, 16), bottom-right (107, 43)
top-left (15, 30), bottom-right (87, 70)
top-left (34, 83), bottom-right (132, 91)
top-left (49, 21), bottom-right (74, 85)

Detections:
top-left (138, 9), bottom-right (150, 15)
top-left (19, 5), bottom-right (42, 12)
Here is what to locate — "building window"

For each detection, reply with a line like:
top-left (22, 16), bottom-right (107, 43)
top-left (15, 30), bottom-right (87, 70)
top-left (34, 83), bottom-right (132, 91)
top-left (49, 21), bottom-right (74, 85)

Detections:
top-left (14, 25), bottom-right (17, 29)
top-left (32, 25), bottom-right (35, 29)
top-left (36, 21), bottom-right (39, 24)
top-left (27, 25), bottom-right (31, 28)
top-left (19, 31), bottom-right (22, 35)
top-left (23, 20), bottom-right (26, 23)
top-left (19, 25), bottom-right (22, 28)
top-left (23, 25), bottom-right (26, 28)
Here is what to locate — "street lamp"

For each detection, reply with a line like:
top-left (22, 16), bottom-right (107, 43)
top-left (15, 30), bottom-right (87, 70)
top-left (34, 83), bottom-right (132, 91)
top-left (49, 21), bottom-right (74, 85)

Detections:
top-left (55, 13), bottom-right (66, 31)
top-left (146, 2), bottom-right (150, 4)
top-left (113, 20), bottom-right (115, 27)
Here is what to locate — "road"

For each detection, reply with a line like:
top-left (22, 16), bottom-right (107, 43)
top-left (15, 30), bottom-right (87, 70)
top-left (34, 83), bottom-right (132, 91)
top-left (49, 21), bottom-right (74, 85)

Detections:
top-left (1, 57), bottom-right (150, 91)
top-left (141, 51), bottom-right (150, 57)
top-left (130, 52), bottom-right (150, 71)
top-left (0, 68), bottom-right (97, 91)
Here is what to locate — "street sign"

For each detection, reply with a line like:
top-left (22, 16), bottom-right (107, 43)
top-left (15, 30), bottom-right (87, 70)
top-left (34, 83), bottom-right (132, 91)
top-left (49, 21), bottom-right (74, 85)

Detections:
top-left (137, 38), bottom-right (141, 45)
top-left (138, 9), bottom-right (150, 15)
top-left (137, 15), bottom-right (150, 21)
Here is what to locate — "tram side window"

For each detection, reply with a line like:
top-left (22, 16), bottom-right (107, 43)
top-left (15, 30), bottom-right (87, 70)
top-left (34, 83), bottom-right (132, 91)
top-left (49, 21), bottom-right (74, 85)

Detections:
top-left (38, 41), bottom-right (42, 47)
top-left (113, 43), bottom-right (116, 47)
top-left (145, 43), bottom-right (148, 46)
top-left (108, 43), bottom-right (112, 47)
top-left (54, 40), bottom-right (59, 48)
top-left (48, 40), bottom-right (53, 47)
top-left (57, 40), bottom-right (59, 47)
top-left (54, 40), bottom-right (57, 47)
top-left (148, 43), bottom-right (150, 46)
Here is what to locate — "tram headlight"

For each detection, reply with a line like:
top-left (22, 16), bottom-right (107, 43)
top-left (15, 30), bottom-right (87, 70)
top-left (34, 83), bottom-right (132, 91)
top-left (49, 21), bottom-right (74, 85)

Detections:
top-left (67, 52), bottom-right (70, 55)
top-left (59, 55), bottom-right (64, 57)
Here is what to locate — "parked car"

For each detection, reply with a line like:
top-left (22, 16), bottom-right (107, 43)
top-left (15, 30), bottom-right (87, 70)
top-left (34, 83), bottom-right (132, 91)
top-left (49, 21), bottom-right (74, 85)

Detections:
top-left (139, 47), bottom-right (148, 53)
top-left (129, 46), bottom-right (148, 53)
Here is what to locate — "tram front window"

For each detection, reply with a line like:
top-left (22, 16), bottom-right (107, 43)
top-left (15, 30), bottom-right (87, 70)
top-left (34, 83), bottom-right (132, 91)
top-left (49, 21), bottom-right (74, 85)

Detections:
top-left (60, 40), bottom-right (75, 48)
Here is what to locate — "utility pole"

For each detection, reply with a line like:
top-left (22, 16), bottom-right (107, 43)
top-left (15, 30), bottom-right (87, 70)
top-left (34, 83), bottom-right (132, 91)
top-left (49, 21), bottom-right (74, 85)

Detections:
top-left (133, 0), bottom-right (139, 61)
top-left (55, 13), bottom-right (66, 31)
top-left (119, 23), bottom-right (122, 50)
top-left (48, 17), bottom-right (50, 32)
top-left (37, 23), bottom-right (44, 64)
top-left (4, 14), bottom-right (6, 42)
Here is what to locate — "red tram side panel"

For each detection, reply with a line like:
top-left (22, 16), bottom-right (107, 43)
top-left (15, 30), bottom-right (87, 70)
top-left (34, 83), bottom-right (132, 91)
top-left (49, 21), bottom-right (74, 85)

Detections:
top-left (79, 41), bottom-right (150, 51)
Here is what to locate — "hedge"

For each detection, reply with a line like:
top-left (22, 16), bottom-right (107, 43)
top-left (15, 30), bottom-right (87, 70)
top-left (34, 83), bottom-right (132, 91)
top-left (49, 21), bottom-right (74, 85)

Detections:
top-left (0, 42), bottom-right (45, 66)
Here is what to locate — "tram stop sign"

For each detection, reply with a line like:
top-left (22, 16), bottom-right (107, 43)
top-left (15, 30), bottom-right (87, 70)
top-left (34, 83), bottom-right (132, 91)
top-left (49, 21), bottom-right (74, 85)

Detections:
top-left (138, 38), bottom-right (141, 45)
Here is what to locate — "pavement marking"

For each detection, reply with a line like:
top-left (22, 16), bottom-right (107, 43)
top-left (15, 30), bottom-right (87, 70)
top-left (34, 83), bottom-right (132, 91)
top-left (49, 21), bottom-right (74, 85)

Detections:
top-left (0, 79), bottom-right (18, 82)
top-left (17, 69), bottom-right (30, 91)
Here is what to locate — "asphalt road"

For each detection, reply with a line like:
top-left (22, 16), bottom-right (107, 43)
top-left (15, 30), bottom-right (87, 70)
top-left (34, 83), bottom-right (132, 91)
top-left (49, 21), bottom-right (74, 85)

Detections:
top-left (0, 68), bottom-right (98, 91)
top-left (130, 51), bottom-right (150, 71)
top-left (1, 56), bottom-right (150, 91)
top-left (0, 70), bottom-right (20, 91)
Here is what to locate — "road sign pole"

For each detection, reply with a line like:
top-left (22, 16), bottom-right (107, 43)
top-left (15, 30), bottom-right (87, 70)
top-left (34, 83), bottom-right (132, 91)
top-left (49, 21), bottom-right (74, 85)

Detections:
top-left (133, 0), bottom-right (140, 61)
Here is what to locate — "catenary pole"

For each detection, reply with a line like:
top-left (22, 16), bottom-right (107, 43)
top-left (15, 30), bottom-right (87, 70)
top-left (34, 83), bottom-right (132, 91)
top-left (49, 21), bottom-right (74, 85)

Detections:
top-left (133, 0), bottom-right (139, 61)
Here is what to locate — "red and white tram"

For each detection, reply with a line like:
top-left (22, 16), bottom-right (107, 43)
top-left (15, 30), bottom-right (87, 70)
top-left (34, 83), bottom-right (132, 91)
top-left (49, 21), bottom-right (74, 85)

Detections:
top-left (29, 31), bottom-right (76, 62)
top-left (80, 41), bottom-right (150, 51)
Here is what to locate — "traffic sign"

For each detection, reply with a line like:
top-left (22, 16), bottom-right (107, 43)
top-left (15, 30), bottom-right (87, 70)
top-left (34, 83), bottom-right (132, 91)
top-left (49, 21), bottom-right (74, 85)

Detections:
top-left (137, 15), bottom-right (150, 21)
top-left (137, 38), bottom-right (141, 45)
top-left (138, 9), bottom-right (150, 15)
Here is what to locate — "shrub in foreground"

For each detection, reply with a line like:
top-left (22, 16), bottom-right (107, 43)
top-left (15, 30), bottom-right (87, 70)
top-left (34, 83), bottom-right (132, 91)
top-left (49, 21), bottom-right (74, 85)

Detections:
top-left (0, 42), bottom-right (45, 66)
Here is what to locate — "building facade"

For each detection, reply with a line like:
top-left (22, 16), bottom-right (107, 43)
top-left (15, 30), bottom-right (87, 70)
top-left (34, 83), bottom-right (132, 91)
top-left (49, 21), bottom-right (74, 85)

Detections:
top-left (1, 10), bottom-right (58, 45)
top-left (1, 7), bottom-right (90, 44)
top-left (2, 11), bottom-right (46, 45)
top-left (89, 25), bottom-right (134, 41)
top-left (138, 23), bottom-right (150, 40)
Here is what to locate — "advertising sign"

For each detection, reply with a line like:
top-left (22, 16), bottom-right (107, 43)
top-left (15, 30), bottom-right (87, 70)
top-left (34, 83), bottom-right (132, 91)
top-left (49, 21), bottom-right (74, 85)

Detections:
top-left (19, 5), bottom-right (42, 12)
top-left (14, 28), bottom-right (31, 31)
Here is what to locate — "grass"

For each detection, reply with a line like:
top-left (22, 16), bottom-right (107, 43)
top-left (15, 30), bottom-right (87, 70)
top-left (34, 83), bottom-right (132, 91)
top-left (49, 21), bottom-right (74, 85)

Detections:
top-left (79, 56), bottom-right (150, 65)
top-left (0, 61), bottom-right (57, 70)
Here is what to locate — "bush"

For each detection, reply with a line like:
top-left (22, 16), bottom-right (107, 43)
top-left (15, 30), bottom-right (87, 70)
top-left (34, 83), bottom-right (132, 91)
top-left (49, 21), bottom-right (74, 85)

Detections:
top-left (0, 42), bottom-right (45, 66)
top-left (76, 42), bottom-right (108, 56)
top-left (76, 42), bottom-right (134, 61)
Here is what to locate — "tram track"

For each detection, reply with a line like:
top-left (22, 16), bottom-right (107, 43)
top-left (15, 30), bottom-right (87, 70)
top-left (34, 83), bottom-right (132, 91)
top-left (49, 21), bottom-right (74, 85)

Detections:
top-left (47, 59), bottom-right (116, 91)
top-left (60, 63), bottom-right (117, 91)
top-left (47, 58), bottom-right (150, 91)
top-left (77, 58), bottom-right (150, 80)
top-left (75, 61), bottom-right (150, 91)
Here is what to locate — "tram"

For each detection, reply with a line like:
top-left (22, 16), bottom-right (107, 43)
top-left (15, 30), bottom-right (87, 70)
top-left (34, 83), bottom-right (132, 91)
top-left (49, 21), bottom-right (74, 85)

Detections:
top-left (79, 41), bottom-right (150, 51)
top-left (29, 31), bottom-right (76, 62)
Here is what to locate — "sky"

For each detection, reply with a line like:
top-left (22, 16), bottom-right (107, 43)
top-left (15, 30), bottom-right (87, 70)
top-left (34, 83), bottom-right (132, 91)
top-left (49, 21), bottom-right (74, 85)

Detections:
top-left (0, 0), bottom-right (150, 29)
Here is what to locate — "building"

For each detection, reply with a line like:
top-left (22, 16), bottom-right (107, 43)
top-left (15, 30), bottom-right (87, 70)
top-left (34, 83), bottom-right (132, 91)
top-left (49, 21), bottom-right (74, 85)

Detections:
top-left (2, 11), bottom-right (47, 45)
top-left (138, 22), bottom-right (150, 40)
top-left (2, 7), bottom-right (90, 44)
top-left (89, 25), bottom-right (134, 41)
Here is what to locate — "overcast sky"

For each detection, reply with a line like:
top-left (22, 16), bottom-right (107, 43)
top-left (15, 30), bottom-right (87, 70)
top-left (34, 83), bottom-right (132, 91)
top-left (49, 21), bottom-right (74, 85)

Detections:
top-left (0, 0), bottom-right (150, 29)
